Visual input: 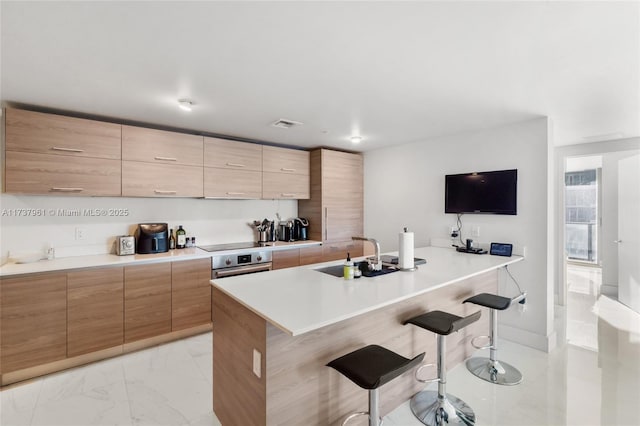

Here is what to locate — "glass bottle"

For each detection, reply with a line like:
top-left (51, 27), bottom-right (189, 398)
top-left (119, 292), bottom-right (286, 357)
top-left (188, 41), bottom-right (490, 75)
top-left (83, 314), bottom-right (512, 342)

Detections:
top-left (176, 225), bottom-right (186, 249)
top-left (169, 229), bottom-right (176, 250)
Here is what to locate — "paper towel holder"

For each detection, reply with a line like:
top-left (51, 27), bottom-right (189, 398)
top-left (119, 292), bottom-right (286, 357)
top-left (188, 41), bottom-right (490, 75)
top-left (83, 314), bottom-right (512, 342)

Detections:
top-left (399, 227), bottom-right (418, 272)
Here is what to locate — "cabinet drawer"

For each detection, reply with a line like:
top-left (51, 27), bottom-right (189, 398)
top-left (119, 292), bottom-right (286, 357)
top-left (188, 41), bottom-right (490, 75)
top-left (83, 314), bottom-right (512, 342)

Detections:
top-left (67, 268), bottom-right (124, 357)
top-left (5, 108), bottom-right (122, 160)
top-left (122, 161), bottom-right (203, 197)
top-left (299, 246), bottom-right (324, 266)
top-left (1, 273), bottom-right (67, 373)
top-left (262, 172), bottom-right (310, 199)
top-left (5, 151), bottom-right (121, 196)
top-left (263, 146), bottom-right (309, 175)
top-left (204, 137), bottom-right (262, 171)
top-left (204, 168), bottom-right (262, 199)
top-left (272, 249), bottom-right (300, 270)
top-left (122, 126), bottom-right (203, 166)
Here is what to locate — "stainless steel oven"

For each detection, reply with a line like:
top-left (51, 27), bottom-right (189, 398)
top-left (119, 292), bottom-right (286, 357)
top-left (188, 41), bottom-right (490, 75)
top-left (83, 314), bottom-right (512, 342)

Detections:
top-left (198, 243), bottom-right (273, 279)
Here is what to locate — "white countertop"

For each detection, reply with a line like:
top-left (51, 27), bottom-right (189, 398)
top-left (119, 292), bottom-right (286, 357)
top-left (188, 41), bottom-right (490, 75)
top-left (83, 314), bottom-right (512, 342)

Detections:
top-left (211, 246), bottom-right (523, 336)
top-left (0, 240), bottom-right (321, 277)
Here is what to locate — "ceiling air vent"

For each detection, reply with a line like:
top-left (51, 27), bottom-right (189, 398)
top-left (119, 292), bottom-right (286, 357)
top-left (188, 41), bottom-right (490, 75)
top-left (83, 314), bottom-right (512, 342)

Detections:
top-left (271, 119), bottom-right (303, 129)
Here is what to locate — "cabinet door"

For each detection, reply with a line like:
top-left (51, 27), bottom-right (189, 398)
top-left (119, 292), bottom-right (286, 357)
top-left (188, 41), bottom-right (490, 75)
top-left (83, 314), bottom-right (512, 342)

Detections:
top-left (323, 150), bottom-right (363, 242)
top-left (171, 259), bottom-right (212, 331)
top-left (122, 126), bottom-right (204, 166)
top-left (322, 241), bottom-right (363, 262)
top-left (263, 146), bottom-right (309, 175)
top-left (262, 172), bottom-right (310, 199)
top-left (0, 273), bottom-right (67, 372)
top-left (122, 161), bottom-right (204, 197)
top-left (5, 151), bottom-right (122, 196)
top-left (299, 246), bottom-right (324, 266)
top-left (204, 168), bottom-right (262, 199)
top-left (124, 263), bottom-right (172, 343)
top-left (5, 108), bottom-right (122, 160)
top-left (204, 137), bottom-right (262, 171)
top-left (272, 249), bottom-right (300, 270)
top-left (67, 267), bottom-right (124, 357)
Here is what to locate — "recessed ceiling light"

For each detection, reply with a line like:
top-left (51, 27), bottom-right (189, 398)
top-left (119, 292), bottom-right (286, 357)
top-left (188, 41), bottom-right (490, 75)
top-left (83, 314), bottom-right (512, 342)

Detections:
top-left (350, 136), bottom-right (363, 144)
top-left (178, 99), bottom-right (194, 112)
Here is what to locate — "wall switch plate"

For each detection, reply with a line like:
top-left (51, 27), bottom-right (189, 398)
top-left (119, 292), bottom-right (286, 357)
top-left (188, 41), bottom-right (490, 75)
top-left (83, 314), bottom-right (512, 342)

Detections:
top-left (472, 226), bottom-right (480, 237)
top-left (75, 227), bottom-right (87, 241)
top-left (252, 349), bottom-right (261, 378)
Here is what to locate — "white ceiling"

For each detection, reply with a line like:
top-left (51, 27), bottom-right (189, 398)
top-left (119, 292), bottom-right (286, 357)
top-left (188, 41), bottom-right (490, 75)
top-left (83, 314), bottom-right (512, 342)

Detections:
top-left (1, 1), bottom-right (638, 152)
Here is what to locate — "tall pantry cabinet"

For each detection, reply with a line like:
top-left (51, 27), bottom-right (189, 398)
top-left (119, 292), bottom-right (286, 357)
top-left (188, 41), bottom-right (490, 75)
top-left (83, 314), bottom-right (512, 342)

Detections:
top-left (298, 149), bottom-right (364, 261)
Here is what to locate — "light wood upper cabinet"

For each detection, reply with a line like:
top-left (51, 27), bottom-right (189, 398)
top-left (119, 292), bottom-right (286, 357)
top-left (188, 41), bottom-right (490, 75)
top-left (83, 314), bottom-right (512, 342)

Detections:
top-left (122, 126), bottom-right (204, 166)
top-left (0, 273), bottom-right (67, 373)
top-left (203, 138), bottom-right (262, 199)
top-left (263, 146), bottom-right (309, 175)
top-left (5, 108), bottom-right (122, 160)
top-left (67, 268), bottom-right (124, 357)
top-left (171, 259), bottom-right (212, 331)
top-left (124, 263), bottom-right (172, 343)
top-left (122, 161), bottom-right (203, 198)
top-left (262, 146), bottom-right (310, 199)
top-left (298, 149), bottom-right (363, 260)
top-left (204, 137), bottom-right (262, 171)
top-left (5, 151), bottom-right (122, 196)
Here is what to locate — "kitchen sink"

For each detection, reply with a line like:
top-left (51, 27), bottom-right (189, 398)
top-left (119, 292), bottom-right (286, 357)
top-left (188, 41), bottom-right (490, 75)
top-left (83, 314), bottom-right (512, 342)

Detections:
top-left (314, 263), bottom-right (399, 278)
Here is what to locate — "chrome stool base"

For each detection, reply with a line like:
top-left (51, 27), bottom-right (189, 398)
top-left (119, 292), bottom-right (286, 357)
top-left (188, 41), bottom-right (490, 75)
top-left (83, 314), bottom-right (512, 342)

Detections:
top-left (466, 357), bottom-right (522, 386)
top-left (410, 391), bottom-right (475, 426)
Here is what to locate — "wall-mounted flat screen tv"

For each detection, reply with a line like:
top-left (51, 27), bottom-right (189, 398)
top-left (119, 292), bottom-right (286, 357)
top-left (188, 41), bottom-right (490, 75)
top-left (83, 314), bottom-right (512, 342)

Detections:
top-left (445, 169), bottom-right (517, 215)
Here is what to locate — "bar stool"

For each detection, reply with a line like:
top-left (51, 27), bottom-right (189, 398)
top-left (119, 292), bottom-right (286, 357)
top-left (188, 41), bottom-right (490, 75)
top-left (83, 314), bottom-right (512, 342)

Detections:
top-left (463, 293), bottom-right (523, 385)
top-left (403, 310), bottom-right (481, 426)
top-left (327, 344), bottom-right (425, 426)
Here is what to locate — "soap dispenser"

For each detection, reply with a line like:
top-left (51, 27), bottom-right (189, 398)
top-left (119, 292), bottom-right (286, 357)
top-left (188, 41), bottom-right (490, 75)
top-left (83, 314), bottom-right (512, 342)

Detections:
top-left (343, 252), bottom-right (354, 280)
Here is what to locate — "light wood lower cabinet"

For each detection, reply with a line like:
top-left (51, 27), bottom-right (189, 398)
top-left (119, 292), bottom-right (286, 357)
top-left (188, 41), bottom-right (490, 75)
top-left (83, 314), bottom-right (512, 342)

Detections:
top-left (124, 263), bottom-right (172, 343)
top-left (122, 161), bottom-right (204, 197)
top-left (171, 259), bottom-right (212, 331)
top-left (272, 249), bottom-right (300, 270)
top-left (322, 240), bottom-right (363, 262)
top-left (299, 246), bottom-right (324, 266)
top-left (0, 273), bottom-right (67, 373)
top-left (67, 268), bottom-right (124, 357)
top-left (5, 151), bottom-right (122, 196)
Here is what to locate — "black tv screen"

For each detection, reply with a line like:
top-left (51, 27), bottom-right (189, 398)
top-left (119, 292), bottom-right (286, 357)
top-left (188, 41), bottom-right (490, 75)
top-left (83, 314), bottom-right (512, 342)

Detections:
top-left (445, 169), bottom-right (517, 215)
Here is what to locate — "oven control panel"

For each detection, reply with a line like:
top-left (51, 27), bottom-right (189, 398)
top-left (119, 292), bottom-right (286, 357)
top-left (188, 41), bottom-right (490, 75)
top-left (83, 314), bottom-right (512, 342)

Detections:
top-left (212, 250), bottom-right (272, 269)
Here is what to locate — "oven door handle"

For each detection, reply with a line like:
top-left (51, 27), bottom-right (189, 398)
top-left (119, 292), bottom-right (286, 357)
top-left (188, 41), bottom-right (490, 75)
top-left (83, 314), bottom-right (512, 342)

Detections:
top-left (214, 263), bottom-right (272, 278)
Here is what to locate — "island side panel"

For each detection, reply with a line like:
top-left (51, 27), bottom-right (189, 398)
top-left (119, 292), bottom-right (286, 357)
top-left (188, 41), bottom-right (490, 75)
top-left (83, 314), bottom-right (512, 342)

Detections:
top-left (265, 270), bottom-right (497, 426)
top-left (212, 287), bottom-right (267, 426)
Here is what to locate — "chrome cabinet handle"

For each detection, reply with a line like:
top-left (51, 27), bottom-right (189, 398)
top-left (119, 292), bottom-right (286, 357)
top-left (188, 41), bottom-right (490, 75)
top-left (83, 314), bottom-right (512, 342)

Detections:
top-left (226, 192), bottom-right (245, 196)
top-left (51, 146), bottom-right (84, 153)
top-left (51, 187), bottom-right (83, 192)
top-left (226, 162), bottom-right (245, 168)
top-left (281, 193), bottom-right (295, 197)
top-left (154, 190), bottom-right (177, 194)
top-left (614, 240), bottom-right (623, 243)
top-left (154, 156), bottom-right (177, 161)
top-left (324, 207), bottom-right (328, 240)
top-left (281, 167), bottom-right (296, 172)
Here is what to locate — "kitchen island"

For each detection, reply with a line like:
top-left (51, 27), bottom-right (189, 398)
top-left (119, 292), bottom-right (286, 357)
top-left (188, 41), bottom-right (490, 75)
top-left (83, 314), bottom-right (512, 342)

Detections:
top-left (211, 246), bottom-right (523, 426)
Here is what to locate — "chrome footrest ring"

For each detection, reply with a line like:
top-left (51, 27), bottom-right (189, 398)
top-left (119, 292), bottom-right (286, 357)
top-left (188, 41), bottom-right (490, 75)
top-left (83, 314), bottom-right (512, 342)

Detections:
top-left (341, 411), bottom-right (383, 426)
top-left (415, 363), bottom-right (439, 384)
top-left (471, 335), bottom-right (492, 350)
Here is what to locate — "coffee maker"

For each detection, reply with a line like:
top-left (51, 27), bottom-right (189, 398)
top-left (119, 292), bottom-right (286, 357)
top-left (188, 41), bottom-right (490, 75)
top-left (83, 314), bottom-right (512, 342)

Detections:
top-left (293, 217), bottom-right (309, 241)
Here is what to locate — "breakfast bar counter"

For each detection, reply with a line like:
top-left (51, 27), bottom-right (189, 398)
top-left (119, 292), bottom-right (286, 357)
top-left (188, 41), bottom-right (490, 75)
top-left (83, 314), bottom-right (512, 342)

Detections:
top-left (211, 246), bottom-right (523, 425)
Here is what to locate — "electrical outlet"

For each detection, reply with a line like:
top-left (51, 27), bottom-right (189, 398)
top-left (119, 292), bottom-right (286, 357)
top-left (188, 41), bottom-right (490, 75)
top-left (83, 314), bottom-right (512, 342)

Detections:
top-left (252, 349), bottom-right (261, 378)
top-left (472, 226), bottom-right (480, 237)
top-left (75, 227), bottom-right (87, 241)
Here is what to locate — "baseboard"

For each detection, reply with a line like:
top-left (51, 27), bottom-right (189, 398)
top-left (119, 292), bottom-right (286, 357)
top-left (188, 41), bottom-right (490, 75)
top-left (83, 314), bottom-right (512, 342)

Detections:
top-left (499, 323), bottom-right (557, 353)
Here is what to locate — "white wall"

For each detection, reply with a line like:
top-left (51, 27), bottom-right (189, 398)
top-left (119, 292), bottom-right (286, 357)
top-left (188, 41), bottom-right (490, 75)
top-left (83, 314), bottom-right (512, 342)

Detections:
top-left (0, 194), bottom-right (297, 258)
top-left (364, 117), bottom-right (555, 351)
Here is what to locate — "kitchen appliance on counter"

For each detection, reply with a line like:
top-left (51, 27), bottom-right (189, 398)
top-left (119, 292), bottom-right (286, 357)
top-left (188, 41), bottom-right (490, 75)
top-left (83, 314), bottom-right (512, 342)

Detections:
top-left (278, 221), bottom-right (294, 242)
top-left (116, 235), bottom-right (135, 256)
top-left (135, 223), bottom-right (169, 254)
top-left (293, 217), bottom-right (309, 241)
top-left (199, 242), bottom-right (273, 278)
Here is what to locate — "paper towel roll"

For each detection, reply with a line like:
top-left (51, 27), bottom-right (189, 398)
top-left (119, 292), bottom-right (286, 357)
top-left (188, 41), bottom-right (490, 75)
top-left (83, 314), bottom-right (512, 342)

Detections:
top-left (399, 229), bottom-right (415, 270)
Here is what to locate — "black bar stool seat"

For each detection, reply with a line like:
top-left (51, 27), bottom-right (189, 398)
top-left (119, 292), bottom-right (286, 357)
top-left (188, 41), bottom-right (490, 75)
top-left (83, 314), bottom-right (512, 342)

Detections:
top-left (403, 310), bottom-right (481, 426)
top-left (463, 293), bottom-right (523, 386)
top-left (327, 344), bottom-right (425, 426)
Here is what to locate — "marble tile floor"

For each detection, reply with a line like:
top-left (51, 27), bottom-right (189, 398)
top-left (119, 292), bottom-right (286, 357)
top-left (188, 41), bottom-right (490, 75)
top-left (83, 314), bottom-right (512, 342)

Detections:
top-left (2, 296), bottom-right (639, 426)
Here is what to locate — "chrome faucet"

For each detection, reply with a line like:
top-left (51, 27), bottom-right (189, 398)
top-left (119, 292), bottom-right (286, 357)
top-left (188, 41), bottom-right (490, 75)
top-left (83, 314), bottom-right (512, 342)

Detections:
top-left (352, 236), bottom-right (382, 271)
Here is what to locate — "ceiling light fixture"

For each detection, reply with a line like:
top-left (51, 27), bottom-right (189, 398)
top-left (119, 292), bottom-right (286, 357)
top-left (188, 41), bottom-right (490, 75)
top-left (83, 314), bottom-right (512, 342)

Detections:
top-left (350, 136), bottom-right (363, 144)
top-left (178, 99), bottom-right (194, 112)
